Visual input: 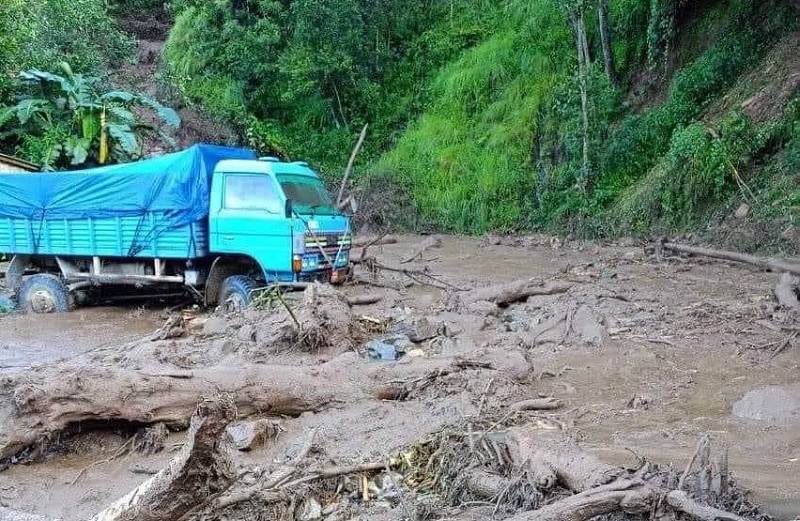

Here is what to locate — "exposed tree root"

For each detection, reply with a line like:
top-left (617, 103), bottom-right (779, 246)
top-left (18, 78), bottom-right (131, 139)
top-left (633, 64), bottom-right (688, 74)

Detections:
top-left (91, 397), bottom-right (238, 521)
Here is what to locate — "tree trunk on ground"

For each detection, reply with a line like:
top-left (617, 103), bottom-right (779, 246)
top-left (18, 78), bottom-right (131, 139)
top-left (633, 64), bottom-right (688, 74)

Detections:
top-left (661, 242), bottom-right (800, 275)
top-left (0, 363), bottom-right (367, 460)
top-left (597, 0), bottom-right (619, 87)
top-left (464, 279), bottom-right (572, 307)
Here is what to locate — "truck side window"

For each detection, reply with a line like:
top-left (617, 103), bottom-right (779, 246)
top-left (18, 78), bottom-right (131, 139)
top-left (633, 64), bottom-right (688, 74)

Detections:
top-left (224, 175), bottom-right (281, 213)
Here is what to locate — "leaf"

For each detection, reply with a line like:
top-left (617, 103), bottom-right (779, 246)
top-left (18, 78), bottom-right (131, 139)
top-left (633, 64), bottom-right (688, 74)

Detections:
top-left (138, 96), bottom-right (181, 129)
top-left (106, 105), bottom-right (136, 125)
top-left (101, 90), bottom-right (135, 103)
top-left (65, 137), bottom-right (91, 165)
top-left (0, 107), bottom-right (15, 127)
top-left (107, 123), bottom-right (139, 155)
top-left (15, 99), bottom-right (47, 125)
top-left (81, 112), bottom-right (101, 140)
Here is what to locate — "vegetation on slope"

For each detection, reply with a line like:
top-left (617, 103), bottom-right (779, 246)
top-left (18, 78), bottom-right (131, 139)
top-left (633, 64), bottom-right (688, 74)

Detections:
top-left (0, 0), bottom-right (797, 247)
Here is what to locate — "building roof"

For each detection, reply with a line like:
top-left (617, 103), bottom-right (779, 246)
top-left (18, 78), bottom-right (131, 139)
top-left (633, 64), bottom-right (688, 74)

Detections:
top-left (0, 153), bottom-right (38, 172)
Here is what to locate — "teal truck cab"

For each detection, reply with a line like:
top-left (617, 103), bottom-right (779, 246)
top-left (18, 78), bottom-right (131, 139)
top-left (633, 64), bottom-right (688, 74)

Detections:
top-left (0, 144), bottom-right (353, 313)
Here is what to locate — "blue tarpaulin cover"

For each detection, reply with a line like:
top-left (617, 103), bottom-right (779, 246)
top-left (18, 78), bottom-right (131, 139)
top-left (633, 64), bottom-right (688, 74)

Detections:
top-left (0, 144), bottom-right (256, 255)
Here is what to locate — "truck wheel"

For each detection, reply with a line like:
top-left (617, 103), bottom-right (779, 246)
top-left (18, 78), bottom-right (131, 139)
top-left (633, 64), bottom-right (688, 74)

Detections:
top-left (218, 275), bottom-right (258, 312)
top-left (18, 274), bottom-right (75, 314)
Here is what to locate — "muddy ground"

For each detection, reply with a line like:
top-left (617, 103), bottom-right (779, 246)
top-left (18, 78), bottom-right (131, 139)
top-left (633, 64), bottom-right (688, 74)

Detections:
top-left (0, 235), bottom-right (798, 520)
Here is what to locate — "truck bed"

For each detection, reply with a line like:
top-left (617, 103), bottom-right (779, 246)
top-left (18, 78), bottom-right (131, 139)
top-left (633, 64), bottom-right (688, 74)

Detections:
top-left (0, 213), bottom-right (209, 259)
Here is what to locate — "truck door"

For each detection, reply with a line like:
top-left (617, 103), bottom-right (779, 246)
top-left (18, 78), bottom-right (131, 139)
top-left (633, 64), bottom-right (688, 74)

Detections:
top-left (211, 173), bottom-right (292, 277)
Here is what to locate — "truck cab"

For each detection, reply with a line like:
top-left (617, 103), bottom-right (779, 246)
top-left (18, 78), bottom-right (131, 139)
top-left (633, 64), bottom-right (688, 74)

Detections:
top-left (205, 157), bottom-right (352, 308)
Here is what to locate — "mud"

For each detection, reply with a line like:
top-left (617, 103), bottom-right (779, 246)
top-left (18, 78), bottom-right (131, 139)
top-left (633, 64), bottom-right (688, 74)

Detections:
top-left (0, 235), bottom-right (798, 520)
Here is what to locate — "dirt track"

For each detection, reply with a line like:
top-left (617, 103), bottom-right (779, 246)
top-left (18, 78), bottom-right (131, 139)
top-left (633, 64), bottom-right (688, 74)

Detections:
top-left (0, 235), bottom-right (798, 520)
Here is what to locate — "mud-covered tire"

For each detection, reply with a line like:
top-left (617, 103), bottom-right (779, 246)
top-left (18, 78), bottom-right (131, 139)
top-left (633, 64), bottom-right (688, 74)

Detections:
top-left (218, 275), bottom-right (258, 312)
top-left (18, 273), bottom-right (75, 314)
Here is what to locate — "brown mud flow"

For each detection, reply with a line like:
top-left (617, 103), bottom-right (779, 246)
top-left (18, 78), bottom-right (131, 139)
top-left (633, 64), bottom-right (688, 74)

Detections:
top-left (0, 235), bottom-right (798, 521)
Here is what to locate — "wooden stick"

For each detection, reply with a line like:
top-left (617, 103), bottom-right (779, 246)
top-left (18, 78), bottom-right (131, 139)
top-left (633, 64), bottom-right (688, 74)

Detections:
top-left (337, 123), bottom-right (368, 205)
top-left (509, 397), bottom-right (563, 412)
top-left (662, 242), bottom-right (800, 275)
top-left (346, 294), bottom-right (383, 306)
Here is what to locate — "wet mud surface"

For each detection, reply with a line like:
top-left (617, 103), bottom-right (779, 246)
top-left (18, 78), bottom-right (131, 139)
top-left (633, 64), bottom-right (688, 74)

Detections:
top-left (0, 235), bottom-right (798, 520)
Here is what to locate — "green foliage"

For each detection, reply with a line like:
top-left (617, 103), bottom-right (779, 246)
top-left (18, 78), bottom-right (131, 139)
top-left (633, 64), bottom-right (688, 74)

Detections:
top-left (0, 0), bottom-right (132, 76)
top-left (0, 63), bottom-right (180, 169)
top-left (10, 0), bottom-right (786, 239)
top-left (163, 0), bottom-right (498, 176)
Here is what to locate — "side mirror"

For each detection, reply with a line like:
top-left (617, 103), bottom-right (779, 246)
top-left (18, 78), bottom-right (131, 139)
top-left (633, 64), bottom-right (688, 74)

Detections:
top-left (285, 198), bottom-right (293, 219)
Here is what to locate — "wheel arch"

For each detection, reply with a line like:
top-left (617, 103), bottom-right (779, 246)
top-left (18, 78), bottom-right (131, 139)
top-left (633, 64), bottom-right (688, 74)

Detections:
top-left (205, 255), bottom-right (263, 306)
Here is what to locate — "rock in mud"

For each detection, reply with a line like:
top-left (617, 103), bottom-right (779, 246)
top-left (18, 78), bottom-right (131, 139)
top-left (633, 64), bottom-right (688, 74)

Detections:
top-left (572, 305), bottom-right (605, 347)
top-left (201, 316), bottom-right (229, 337)
top-left (236, 324), bottom-right (256, 343)
top-left (732, 384), bottom-right (800, 424)
top-left (226, 419), bottom-right (276, 451)
top-left (389, 317), bottom-right (440, 343)
top-left (366, 340), bottom-right (403, 361)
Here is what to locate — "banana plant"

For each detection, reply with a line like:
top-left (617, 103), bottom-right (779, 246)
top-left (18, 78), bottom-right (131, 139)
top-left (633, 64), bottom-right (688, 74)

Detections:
top-left (0, 61), bottom-right (180, 169)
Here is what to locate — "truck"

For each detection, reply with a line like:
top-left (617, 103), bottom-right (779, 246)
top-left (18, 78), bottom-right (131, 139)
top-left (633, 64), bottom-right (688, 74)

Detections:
top-left (0, 144), bottom-right (354, 313)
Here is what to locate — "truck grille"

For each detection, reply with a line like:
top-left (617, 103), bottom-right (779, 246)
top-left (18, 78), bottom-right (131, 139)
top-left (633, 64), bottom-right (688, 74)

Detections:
top-left (304, 232), bottom-right (351, 250)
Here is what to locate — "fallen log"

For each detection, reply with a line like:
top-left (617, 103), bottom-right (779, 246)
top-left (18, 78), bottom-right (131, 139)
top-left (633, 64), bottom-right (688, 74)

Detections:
top-left (352, 236), bottom-right (397, 248)
top-left (464, 279), bottom-right (572, 307)
top-left (502, 427), bottom-right (621, 492)
top-left (661, 242), bottom-right (800, 275)
top-left (504, 479), bottom-right (654, 521)
top-left (0, 363), bottom-right (366, 461)
top-left (774, 272), bottom-right (800, 312)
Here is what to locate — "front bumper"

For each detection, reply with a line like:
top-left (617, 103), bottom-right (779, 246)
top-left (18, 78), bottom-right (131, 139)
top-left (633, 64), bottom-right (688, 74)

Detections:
top-left (297, 265), bottom-right (352, 285)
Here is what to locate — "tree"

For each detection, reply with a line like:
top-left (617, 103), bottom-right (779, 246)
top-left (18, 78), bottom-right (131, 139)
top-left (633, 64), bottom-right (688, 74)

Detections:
top-left (566, 1), bottom-right (591, 193)
top-left (0, 62), bottom-right (180, 170)
top-left (597, 0), bottom-right (618, 87)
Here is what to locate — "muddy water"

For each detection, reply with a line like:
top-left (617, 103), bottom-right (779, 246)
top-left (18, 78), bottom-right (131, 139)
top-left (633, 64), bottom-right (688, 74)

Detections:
top-left (1, 235), bottom-right (798, 520)
top-left (0, 307), bottom-right (161, 373)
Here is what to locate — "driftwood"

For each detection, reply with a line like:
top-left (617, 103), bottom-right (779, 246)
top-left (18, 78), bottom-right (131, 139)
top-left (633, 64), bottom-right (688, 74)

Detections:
top-left (465, 279), bottom-right (573, 307)
top-left (0, 363), bottom-right (366, 460)
top-left (509, 397), bottom-right (562, 412)
top-left (444, 427), bottom-right (755, 521)
top-left (774, 272), bottom-right (800, 312)
top-left (352, 236), bottom-right (397, 249)
top-left (91, 398), bottom-right (237, 521)
top-left (661, 242), bottom-right (800, 275)
top-left (345, 293), bottom-right (383, 306)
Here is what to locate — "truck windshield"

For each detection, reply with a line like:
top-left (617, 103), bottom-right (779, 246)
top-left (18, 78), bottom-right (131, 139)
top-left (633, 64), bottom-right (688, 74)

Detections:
top-left (277, 174), bottom-right (338, 216)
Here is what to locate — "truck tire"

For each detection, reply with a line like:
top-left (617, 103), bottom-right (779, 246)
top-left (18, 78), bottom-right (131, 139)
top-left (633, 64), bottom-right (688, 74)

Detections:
top-left (218, 275), bottom-right (258, 312)
top-left (18, 274), bottom-right (75, 314)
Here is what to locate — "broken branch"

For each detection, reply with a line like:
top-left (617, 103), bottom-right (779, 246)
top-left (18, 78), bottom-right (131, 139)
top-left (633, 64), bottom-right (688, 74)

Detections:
top-left (661, 242), bottom-right (800, 275)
